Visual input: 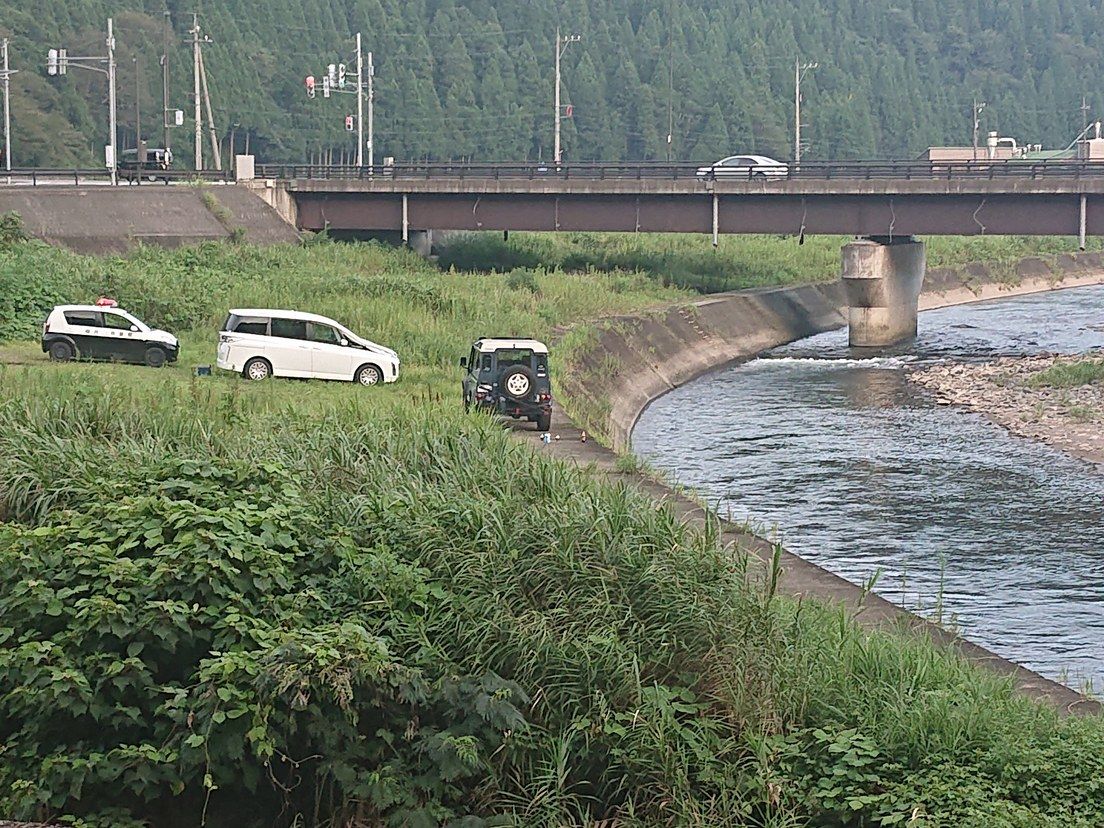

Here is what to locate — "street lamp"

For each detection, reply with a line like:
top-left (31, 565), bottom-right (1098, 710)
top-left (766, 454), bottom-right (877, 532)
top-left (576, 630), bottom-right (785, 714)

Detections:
top-left (554, 28), bottom-right (580, 165)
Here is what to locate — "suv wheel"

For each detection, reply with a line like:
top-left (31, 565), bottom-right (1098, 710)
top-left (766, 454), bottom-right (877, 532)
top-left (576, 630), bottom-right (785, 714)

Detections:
top-left (244, 357), bottom-right (272, 381)
top-left (536, 411), bottom-right (552, 431)
top-left (144, 346), bottom-right (168, 368)
top-left (356, 364), bottom-right (382, 386)
top-left (501, 365), bottom-right (536, 400)
top-left (48, 340), bottom-right (75, 362)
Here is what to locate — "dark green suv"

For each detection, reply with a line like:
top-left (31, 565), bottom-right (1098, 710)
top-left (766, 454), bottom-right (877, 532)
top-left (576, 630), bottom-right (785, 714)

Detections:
top-left (460, 338), bottom-right (553, 431)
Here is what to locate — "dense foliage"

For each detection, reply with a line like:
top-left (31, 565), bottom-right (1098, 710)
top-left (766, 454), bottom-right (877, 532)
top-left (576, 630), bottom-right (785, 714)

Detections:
top-left (0, 240), bottom-right (1103, 826)
top-left (5, 0), bottom-right (1104, 166)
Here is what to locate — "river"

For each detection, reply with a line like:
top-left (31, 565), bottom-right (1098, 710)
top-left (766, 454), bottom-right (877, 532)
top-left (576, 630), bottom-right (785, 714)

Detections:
top-left (633, 284), bottom-right (1104, 689)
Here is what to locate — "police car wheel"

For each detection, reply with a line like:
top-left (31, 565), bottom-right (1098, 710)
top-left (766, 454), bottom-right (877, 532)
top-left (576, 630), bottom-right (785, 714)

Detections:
top-left (48, 340), bottom-right (74, 362)
top-left (144, 346), bottom-right (167, 368)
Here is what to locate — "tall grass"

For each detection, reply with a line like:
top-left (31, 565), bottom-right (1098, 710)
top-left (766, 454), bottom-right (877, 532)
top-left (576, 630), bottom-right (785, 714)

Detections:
top-left (2, 361), bottom-right (1104, 827)
top-left (436, 231), bottom-right (1104, 294)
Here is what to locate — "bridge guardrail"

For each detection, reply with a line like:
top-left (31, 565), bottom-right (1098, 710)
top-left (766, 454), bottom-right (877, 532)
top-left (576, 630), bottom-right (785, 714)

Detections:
top-left (254, 160), bottom-right (1104, 182)
top-left (0, 168), bottom-right (234, 185)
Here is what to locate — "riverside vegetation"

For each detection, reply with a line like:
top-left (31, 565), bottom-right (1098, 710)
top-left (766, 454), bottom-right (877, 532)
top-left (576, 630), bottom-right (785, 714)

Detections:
top-left (2, 234), bottom-right (1104, 827)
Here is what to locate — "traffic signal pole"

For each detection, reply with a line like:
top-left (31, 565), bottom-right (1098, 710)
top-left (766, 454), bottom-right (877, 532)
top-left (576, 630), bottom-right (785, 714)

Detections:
top-left (356, 33), bottom-right (364, 167)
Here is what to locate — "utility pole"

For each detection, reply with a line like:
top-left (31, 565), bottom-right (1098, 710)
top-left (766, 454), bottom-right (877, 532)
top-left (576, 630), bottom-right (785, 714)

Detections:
top-left (198, 48), bottom-right (221, 169)
top-left (794, 58), bottom-right (817, 164)
top-left (367, 48), bottom-right (374, 168)
top-left (191, 14), bottom-right (201, 170)
top-left (47, 19), bottom-right (119, 184)
top-left (1081, 95), bottom-right (1091, 137)
top-left (553, 27), bottom-right (580, 165)
top-left (666, 8), bottom-right (674, 161)
top-left (972, 98), bottom-right (986, 161)
top-left (356, 33), bottom-right (364, 167)
top-left (107, 20), bottom-right (117, 184)
top-left (1, 39), bottom-right (16, 181)
top-left (162, 11), bottom-right (171, 152)
top-left (134, 55), bottom-right (141, 152)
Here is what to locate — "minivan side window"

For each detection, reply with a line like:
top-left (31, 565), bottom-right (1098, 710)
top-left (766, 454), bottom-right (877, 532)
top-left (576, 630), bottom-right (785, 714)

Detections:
top-left (271, 318), bottom-right (308, 340)
top-left (308, 323), bottom-right (341, 345)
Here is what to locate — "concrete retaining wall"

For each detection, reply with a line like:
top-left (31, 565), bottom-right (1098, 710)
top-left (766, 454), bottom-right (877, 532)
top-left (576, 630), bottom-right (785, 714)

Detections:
top-left (562, 252), bottom-right (1104, 450)
top-left (0, 185), bottom-right (299, 253)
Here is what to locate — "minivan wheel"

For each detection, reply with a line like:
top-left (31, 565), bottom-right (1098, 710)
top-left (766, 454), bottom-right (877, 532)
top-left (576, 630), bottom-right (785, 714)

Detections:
top-left (48, 340), bottom-right (74, 362)
top-left (144, 346), bottom-right (167, 368)
top-left (244, 357), bottom-right (272, 381)
top-left (356, 364), bottom-right (383, 386)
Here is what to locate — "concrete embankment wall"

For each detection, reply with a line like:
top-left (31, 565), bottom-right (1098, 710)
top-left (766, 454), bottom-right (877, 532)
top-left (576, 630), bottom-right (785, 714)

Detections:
top-left (563, 251), bottom-right (1104, 450)
top-left (0, 185), bottom-right (299, 253)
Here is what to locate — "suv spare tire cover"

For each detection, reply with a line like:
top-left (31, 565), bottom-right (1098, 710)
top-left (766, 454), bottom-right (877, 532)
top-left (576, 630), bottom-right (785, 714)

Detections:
top-left (501, 365), bottom-right (536, 400)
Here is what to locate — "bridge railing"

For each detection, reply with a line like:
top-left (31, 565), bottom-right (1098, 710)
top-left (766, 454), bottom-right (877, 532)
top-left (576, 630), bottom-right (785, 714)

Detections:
top-left (0, 168), bottom-right (234, 185)
top-left (255, 159), bottom-right (1104, 182)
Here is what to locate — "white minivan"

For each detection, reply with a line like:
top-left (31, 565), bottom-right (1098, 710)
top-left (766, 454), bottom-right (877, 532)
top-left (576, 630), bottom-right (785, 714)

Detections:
top-left (217, 309), bottom-right (399, 385)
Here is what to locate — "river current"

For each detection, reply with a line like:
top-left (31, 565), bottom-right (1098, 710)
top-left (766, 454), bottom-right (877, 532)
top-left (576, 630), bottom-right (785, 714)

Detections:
top-left (633, 285), bottom-right (1104, 688)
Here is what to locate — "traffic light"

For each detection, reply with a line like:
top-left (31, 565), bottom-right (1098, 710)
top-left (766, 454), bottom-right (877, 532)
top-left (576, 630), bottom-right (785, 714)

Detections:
top-left (47, 48), bottom-right (58, 76)
top-left (305, 75), bottom-right (316, 98)
top-left (345, 114), bottom-right (354, 131)
top-left (338, 63), bottom-right (346, 89)
top-left (327, 63), bottom-right (337, 86)
top-left (58, 49), bottom-right (67, 74)
top-left (322, 76), bottom-right (331, 98)
top-left (564, 104), bottom-right (574, 117)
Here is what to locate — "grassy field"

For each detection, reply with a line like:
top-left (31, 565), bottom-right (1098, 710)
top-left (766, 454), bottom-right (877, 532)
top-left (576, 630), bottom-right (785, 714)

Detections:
top-left (436, 231), bottom-right (1103, 294)
top-left (2, 236), bottom-right (1104, 827)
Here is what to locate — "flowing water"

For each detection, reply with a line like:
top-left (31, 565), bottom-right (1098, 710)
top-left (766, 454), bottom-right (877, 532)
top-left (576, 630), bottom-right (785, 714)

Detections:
top-left (633, 285), bottom-right (1104, 688)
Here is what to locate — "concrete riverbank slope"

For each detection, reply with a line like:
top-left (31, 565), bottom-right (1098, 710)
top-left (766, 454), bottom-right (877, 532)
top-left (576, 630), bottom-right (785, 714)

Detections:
top-left (0, 185), bottom-right (299, 253)
top-left (562, 251), bottom-right (1104, 450)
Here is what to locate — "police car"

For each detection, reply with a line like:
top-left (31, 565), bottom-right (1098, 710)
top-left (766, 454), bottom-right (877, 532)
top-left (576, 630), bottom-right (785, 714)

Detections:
top-left (41, 299), bottom-right (179, 367)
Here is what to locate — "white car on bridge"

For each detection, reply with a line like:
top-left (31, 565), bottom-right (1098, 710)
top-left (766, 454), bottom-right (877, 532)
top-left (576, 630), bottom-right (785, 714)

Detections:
top-left (697, 155), bottom-right (788, 179)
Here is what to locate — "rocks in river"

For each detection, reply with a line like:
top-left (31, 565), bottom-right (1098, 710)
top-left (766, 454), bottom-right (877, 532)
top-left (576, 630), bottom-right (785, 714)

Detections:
top-left (908, 352), bottom-right (1104, 466)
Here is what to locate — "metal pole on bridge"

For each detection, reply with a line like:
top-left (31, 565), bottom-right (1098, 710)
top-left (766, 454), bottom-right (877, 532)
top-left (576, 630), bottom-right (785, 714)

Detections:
top-left (355, 33), bottom-right (364, 168)
top-left (107, 18), bottom-right (117, 186)
top-left (3, 39), bottom-right (12, 183)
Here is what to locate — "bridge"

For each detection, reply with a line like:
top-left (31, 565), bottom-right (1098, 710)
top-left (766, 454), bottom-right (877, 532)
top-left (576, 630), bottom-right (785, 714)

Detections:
top-left (7, 160), bottom-right (1104, 346)
top-left (246, 160), bottom-right (1104, 347)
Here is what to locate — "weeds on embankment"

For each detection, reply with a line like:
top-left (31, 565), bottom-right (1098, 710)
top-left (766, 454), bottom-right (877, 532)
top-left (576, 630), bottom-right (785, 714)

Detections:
top-left (0, 238), bottom-right (1103, 826)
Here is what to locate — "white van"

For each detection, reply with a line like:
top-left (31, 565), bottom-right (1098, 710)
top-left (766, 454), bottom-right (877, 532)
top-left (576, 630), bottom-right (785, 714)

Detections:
top-left (217, 309), bottom-right (399, 385)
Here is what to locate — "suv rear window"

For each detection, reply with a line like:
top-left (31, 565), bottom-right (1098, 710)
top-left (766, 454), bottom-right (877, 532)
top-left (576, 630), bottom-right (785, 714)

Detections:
top-left (494, 349), bottom-right (534, 367)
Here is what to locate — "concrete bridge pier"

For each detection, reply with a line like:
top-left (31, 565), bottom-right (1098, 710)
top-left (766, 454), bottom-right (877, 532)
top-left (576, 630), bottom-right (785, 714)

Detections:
top-left (841, 236), bottom-right (926, 347)
top-left (407, 229), bottom-right (434, 257)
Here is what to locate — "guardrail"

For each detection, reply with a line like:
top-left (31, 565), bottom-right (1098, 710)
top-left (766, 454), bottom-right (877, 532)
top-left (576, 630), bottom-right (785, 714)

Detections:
top-left (254, 160), bottom-right (1104, 182)
top-left (0, 168), bottom-right (233, 185)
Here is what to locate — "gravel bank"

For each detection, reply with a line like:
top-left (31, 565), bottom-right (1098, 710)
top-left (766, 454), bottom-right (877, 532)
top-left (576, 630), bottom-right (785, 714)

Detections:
top-left (910, 355), bottom-right (1104, 467)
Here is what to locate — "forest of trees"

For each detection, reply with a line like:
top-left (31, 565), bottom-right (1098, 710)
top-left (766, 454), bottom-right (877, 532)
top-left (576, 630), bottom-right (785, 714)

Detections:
top-left (3, 0), bottom-right (1104, 167)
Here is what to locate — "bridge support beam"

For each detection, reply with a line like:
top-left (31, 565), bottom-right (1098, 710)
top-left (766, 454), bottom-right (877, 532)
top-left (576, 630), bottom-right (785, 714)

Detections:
top-left (841, 236), bottom-right (925, 347)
